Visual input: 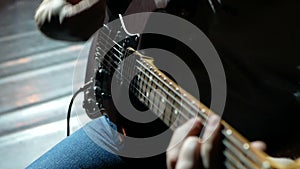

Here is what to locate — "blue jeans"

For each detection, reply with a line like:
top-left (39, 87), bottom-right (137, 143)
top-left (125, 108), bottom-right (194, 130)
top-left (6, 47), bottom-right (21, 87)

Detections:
top-left (27, 116), bottom-right (166, 169)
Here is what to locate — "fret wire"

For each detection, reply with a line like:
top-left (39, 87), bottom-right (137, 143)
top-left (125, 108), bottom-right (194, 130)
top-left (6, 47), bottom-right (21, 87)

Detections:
top-left (136, 67), bottom-right (195, 119)
top-left (134, 83), bottom-right (188, 128)
top-left (223, 139), bottom-right (260, 169)
top-left (98, 55), bottom-right (189, 128)
top-left (94, 45), bottom-right (205, 127)
top-left (96, 31), bottom-right (206, 118)
top-left (146, 70), bottom-right (154, 111)
top-left (95, 29), bottom-right (270, 169)
top-left (129, 53), bottom-right (137, 84)
top-left (94, 50), bottom-right (189, 130)
top-left (135, 66), bottom-right (206, 122)
top-left (122, 49), bottom-right (129, 83)
top-left (136, 76), bottom-right (197, 129)
top-left (162, 85), bottom-right (175, 121)
top-left (130, 68), bottom-right (188, 128)
top-left (95, 28), bottom-right (208, 127)
top-left (167, 92), bottom-right (176, 126)
top-left (138, 73), bottom-right (145, 104)
top-left (223, 150), bottom-right (248, 169)
top-left (221, 129), bottom-right (263, 167)
top-left (94, 34), bottom-right (208, 123)
top-left (98, 51), bottom-right (205, 127)
top-left (134, 72), bottom-right (190, 125)
top-left (135, 59), bottom-right (208, 120)
top-left (118, 49), bottom-right (266, 168)
top-left (98, 51), bottom-right (262, 165)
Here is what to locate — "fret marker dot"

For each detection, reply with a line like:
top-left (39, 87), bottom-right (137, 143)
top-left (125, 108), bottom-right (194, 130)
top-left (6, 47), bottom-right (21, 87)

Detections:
top-left (243, 143), bottom-right (250, 150)
top-left (201, 108), bottom-right (206, 113)
top-left (161, 99), bottom-right (165, 103)
top-left (226, 129), bottom-right (232, 135)
top-left (262, 161), bottom-right (271, 169)
top-left (163, 77), bottom-right (167, 81)
top-left (169, 82), bottom-right (173, 85)
top-left (176, 87), bottom-right (179, 91)
top-left (174, 109), bottom-right (178, 115)
top-left (192, 101), bottom-right (195, 104)
top-left (146, 92), bottom-right (149, 97)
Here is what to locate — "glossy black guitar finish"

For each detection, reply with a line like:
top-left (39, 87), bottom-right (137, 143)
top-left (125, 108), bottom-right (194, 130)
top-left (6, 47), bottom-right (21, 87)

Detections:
top-left (83, 1), bottom-right (208, 137)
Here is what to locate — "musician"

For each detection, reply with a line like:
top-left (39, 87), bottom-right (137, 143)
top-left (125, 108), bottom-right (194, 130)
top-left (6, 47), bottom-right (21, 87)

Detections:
top-left (29, 0), bottom-right (300, 168)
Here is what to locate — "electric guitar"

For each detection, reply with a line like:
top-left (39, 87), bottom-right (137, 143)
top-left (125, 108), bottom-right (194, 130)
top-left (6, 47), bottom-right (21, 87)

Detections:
top-left (82, 12), bottom-right (300, 169)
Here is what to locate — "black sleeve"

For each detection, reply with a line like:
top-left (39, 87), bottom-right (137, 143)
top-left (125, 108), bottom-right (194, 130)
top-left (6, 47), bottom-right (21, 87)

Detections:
top-left (38, 0), bottom-right (107, 41)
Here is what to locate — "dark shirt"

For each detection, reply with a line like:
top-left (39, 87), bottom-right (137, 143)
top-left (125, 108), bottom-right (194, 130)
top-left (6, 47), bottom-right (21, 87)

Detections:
top-left (202, 0), bottom-right (300, 157)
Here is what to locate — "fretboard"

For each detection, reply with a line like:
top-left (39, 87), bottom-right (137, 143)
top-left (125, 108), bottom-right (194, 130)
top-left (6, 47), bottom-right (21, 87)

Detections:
top-left (127, 51), bottom-right (282, 169)
top-left (134, 57), bottom-right (207, 130)
top-left (95, 25), bottom-right (288, 169)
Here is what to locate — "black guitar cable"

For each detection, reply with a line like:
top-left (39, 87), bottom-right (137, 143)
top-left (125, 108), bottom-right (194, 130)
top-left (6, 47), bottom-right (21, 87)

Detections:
top-left (67, 80), bottom-right (94, 136)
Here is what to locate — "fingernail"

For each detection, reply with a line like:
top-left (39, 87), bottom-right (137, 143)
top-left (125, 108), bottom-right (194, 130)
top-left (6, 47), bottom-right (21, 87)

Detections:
top-left (193, 117), bottom-right (202, 128)
top-left (208, 114), bottom-right (220, 126)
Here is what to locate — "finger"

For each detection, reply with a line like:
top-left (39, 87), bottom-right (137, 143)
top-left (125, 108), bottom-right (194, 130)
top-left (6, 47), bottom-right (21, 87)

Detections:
top-left (201, 115), bottom-right (221, 169)
top-left (250, 141), bottom-right (267, 151)
top-left (268, 157), bottom-right (294, 166)
top-left (175, 137), bottom-right (202, 169)
top-left (167, 117), bottom-right (202, 169)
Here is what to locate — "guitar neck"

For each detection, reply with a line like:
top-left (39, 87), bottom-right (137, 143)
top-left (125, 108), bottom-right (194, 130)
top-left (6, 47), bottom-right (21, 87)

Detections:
top-left (93, 23), bottom-right (297, 169)
top-left (126, 49), bottom-right (288, 169)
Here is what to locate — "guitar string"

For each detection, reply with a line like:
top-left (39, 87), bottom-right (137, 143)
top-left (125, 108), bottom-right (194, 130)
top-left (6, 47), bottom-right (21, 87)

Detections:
top-left (94, 39), bottom-right (207, 122)
top-left (97, 48), bottom-right (265, 169)
top-left (97, 56), bottom-right (192, 126)
top-left (95, 42), bottom-right (206, 123)
top-left (96, 35), bottom-right (208, 121)
top-left (95, 29), bottom-right (266, 168)
top-left (223, 136), bottom-right (259, 168)
top-left (221, 128), bottom-right (263, 168)
top-left (133, 69), bottom-right (193, 124)
top-left (135, 65), bottom-right (206, 120)
top-left (223, 149), bottom-right (248, 169)
top-left (99, 57), bottom-right (263, 168)
top-left (134, 58), bottom-right (208, 119)
top-left (96, 48), bottom-right (265, 169)
top-left (97, 33), bottom-right (264, 165)
top-left (128, 70), bottom-right (263, 169)
top-left (97, 57), bottom-right (190, 127)
top-left (223, 139), bottom-right (260, 169)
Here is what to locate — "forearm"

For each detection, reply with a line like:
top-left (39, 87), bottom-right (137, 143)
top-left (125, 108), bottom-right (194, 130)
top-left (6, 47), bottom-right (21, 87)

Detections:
top-left (35, 0), bottom-right (106, 41)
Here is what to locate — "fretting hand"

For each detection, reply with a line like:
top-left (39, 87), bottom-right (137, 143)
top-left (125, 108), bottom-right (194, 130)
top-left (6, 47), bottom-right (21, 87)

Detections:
top-left (166, 115), bottom-right (268, 169)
